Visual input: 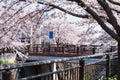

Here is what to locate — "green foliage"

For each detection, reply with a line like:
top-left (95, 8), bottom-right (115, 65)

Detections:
top-left (84, 74), bottom-right (91, 80)
top-left (107, 75), bottom-right (117, 80)
top-left (0, 60), bottom-right (14, 64)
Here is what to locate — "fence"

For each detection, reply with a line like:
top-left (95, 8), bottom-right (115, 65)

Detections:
top-left (0, 52), bottom-right (118, 80)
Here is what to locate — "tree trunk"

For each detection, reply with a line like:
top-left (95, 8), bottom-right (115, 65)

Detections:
top-left (117, 41), bottom-right (120, 80)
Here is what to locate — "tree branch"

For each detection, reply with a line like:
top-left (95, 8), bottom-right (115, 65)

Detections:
top-left (7, 1), bottom-right (20, 11)
top-left (37, 1), bottom-right (90, 18)
top-left (1, 4), bottom-right (30, 25)
top-left (108, 0), bottom-right (120, 6)
top-left (0, 6), bottom-right (52, 39)
top-left (97, 0), bottom-right (120, 35)
top-left (37, 0), bottom-right (120, 41)
top-left (111, 8), bottom-right (120, 14)
top-left (77, 0), bottom-right (120, 41)
top-left (0, 10), bottom-right (41, 39)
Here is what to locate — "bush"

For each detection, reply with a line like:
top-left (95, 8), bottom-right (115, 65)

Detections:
top-left (107, 75), bottom-right (117, 80)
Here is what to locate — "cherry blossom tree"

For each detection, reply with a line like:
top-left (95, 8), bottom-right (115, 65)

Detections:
top-left (20, 0), bottom-right (120, 79)
top-left (0, 0), bottom-right (53, 59)
top-left (1, 0), bottom-right (116, 55)
top-left (1, 0), bottom-right (120, 78)
top-left (41, 17), bottom-right (80, 46)
top-left (40, 9), bottom-right (101, 47)
top-left (66, 0), bottom-right (120, 79)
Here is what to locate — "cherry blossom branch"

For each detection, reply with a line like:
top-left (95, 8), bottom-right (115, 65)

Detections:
top-left (67, 0), bottom-right (120, 41)
top-left (37, 1), bottom-right (90, 18)
top-left (108, 0), bottom-right (120, 6)
top-left (7, 1), bottom-right (20, 11)
top-left (1, 4), bottom-right (30, 25)
top-left (91, 4), bottom-right (120, 14)
top-left (97, 0), bottom-right (120, 35)
top-left (0, 7), bottom-right (53, 39)
top-left (0, 1), bottom-right (19, 18)
top-left (0, 10), bottom-right (40, 39)
top-left (111, 8), bottom-right (120, 14)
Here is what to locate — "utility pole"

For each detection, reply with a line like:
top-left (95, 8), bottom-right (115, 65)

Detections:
top-left (30, 26), bottom-right (33, 45)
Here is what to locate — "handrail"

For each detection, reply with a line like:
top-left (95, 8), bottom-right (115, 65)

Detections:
top-left (0, 51), bottom-right (117, 70)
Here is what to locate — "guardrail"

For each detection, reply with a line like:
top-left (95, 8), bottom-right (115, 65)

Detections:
top-left (0, 52), bottom-right (118, 80)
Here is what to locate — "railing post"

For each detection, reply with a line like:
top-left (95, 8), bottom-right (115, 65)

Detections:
top-left (106, 55), bottom-right (110, 79)
top-left (43, 47), bottom-right (45, 53)
top-left (92, 47), bottom-right (95, 54)
top-left (74, 46), bottom-right (75, 53)
top-left (52, 62), bottom-right (58, 80)
top-left (36, 44), bottom-right (38, 52)
top-left (79, 59), bottom-right (85, 80)
top-left (48, 44), bottom-right (51, 54)
top-left (62, 46), bottom-right (65, 54)
top-left (0, 71), bottom-right (2, 80)
top-left (77, 47), bottom-right (79, 54)
top-left (2, 48), bottom-right (5, 54)
top-left (110, 46), bottom-right (113, 52)
top-left (54, 47), bottom-right (56, 53)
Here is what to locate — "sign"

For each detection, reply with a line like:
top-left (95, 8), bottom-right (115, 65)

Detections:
top-left (19, 32), bottom-right (25, 39)
top-left (49, 31), bottom-right (54, 39)
top-left (19, 33), bottom-right (23, 39)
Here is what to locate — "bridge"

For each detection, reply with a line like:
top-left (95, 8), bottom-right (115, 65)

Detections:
top-left (26, 44), bottom-right (117, 57)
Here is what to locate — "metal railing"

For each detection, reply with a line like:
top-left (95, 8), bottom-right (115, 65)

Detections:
top-left (0, 51), bottom-right (118, 80)
top-left (25, 44), bottom-right (117, 56)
